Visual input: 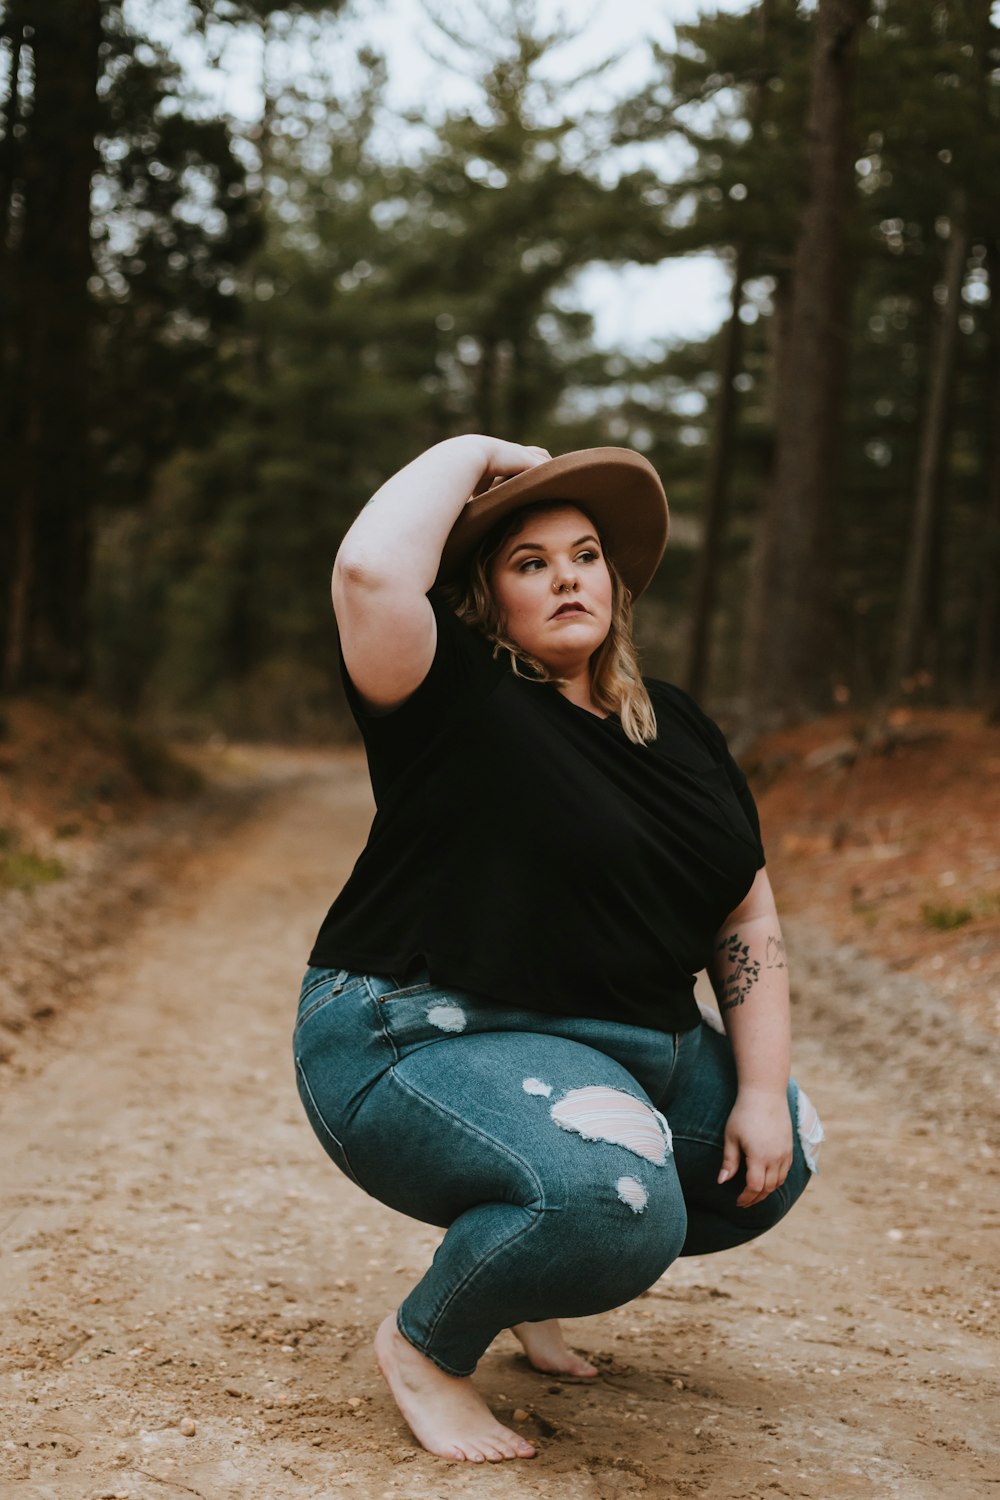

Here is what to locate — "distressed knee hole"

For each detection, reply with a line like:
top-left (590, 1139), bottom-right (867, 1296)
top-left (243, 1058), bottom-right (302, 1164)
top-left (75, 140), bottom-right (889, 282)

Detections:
top-left (425, 1003), bottom-right (466, 1033)
top-left (522, 1077), bottom-right (553, 1097)
top-left (796, 1087), bottom-right (824, 1173)
top-left (549, 1086), bottom-right (671, 1165)
top-left (616, 1176), bottom-right (648, 1214)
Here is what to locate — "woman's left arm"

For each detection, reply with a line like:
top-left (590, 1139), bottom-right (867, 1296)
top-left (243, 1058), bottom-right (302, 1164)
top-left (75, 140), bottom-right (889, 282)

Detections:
top-left (708, 866), bottom-right (793, 1208)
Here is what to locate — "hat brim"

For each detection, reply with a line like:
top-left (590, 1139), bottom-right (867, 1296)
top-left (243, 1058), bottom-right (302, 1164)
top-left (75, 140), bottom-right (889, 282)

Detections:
top-left (435, 447), bottom-right (669, 600)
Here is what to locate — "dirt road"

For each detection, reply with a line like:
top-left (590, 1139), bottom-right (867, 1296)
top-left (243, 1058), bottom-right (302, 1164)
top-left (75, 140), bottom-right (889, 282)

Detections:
top-left (2, 752), bottom-right (998, 1499)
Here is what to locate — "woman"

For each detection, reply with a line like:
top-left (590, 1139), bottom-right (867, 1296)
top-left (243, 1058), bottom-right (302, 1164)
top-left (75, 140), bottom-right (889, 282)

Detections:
top-left (294, 435), bottom-right (822, 1464)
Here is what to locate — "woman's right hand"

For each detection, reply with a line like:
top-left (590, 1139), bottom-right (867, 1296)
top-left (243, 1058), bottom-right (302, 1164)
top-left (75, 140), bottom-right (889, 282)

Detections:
top-left (470, 441), bottom-right (551, 497)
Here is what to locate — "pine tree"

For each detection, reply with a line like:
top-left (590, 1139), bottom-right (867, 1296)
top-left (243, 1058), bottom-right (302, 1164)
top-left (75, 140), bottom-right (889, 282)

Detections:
top-left (1, 0), bottom-right (102, 691)
top-left (741, 0), bottom-right (870, 727)
top-left (615, 0), bottom-right (814, 700)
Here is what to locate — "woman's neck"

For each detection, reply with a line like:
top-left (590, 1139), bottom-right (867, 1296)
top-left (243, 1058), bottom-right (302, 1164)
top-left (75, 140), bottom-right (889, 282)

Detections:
top-left (556, 669), bottom-right (607, 719)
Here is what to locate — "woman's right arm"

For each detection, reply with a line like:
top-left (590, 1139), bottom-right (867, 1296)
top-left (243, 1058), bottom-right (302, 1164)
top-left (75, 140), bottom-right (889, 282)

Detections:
top-left (333, 435), bottom-right (548, 712)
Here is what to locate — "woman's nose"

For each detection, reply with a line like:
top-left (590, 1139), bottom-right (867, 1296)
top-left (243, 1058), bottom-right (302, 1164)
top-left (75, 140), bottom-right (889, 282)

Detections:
top-left (552, 565), bottom-right (580, 592)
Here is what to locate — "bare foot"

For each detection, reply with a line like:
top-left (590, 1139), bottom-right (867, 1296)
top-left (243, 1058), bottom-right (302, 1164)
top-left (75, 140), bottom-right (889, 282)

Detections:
top-left (510, 1318), bottom-right (599, 1379)
top-left (374, 1314), bottom-right (536, 1462)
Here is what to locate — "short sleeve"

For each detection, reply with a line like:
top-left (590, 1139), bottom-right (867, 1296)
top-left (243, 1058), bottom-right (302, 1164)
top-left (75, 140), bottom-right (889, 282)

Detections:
top-left (648, 680), bottom-right (765, 866)
top-left (701, 715), bottom-right (765, 866)
top-left (701, 717), bottom-right (761, 850)
top-left (338, 591), bottom-right (503, 795)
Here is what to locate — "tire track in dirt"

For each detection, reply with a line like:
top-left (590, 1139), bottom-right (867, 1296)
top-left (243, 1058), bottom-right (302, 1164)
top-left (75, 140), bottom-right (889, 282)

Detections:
top-left (1, 750), bottom-right (997, 1500)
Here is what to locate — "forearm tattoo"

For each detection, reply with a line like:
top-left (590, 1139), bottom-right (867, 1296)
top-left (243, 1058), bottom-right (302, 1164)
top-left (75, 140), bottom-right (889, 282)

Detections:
top-left (714, 932), bottom-right (761, 1011)
top-left (765, 935), bottom-right (787, 970)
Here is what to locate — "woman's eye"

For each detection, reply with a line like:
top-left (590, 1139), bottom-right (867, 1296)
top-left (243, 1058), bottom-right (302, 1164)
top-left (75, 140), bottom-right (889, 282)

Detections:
top-left (577, 550), bottom-right (599, 563)
top-left (518, 558), bottom-right (544, 572)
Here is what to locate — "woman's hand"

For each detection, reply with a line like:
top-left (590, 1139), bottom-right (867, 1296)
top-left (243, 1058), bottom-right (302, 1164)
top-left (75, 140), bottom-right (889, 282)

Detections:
top-left (709, 871), bottom-right (794, 1208)
top-left (718, 1086), bottom-right (793, 1207)
top-left (471, 440), bottom-right (551, 496)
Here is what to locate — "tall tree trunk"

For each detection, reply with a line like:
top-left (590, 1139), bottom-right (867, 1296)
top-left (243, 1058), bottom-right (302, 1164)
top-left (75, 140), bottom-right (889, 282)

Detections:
top-left (684, 241), bottom-right (749, 699)
top-left (741, 0), bottom-right (868, 729)
top-left (685, 0), bottom-right (776, 700)
top-left (246, 11), bottom-right (276, 391)
top-left (1, 1), bottom-right (33, 687)
top-left (887, 185), bottom-right (968, 695)
top-left (3, 0), bottom-right (101, 691)
top-left (974, 246), bottom-right (1000, 714)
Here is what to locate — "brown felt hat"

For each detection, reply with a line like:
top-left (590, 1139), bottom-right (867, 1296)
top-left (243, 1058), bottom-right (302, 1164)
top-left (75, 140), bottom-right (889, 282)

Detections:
top-left (436, 447), bottom-right (669, 599)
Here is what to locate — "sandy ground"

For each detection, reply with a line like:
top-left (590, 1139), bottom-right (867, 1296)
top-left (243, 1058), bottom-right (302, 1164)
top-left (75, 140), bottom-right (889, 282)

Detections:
top-left (1, 750), bottom-right (998, 1500)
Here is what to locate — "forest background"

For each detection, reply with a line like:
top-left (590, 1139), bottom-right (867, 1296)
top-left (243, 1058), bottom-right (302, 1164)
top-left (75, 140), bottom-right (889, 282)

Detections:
top-left (2, 0), bottom-right (999, 745)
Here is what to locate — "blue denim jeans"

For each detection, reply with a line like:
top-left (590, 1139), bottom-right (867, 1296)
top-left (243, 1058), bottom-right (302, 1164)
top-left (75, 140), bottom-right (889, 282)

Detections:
top-left (293, 966), bottom-right (819, 1377)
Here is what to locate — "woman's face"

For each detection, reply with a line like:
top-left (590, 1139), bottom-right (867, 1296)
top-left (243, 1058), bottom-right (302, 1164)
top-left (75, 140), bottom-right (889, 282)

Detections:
top-left (488, 505), bottom-right (613, 675)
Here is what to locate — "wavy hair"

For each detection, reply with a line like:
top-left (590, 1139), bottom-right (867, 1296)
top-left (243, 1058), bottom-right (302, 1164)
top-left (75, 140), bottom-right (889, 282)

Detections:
top-left (443, 502), bottom-right (657, 745)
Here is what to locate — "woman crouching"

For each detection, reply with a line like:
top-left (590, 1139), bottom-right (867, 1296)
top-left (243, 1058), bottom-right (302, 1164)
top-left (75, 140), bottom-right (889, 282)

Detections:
top-left (293, 435), bottom-right (823, 1462)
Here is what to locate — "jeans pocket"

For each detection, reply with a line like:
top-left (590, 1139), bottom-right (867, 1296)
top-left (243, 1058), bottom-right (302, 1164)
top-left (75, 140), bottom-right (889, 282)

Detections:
top-left (367, 977), bottom-right (435, 1005)
top-left (295, 967), bottom-right (363, 1030)
top-left (295, 1057), bottom-right (364, 1189)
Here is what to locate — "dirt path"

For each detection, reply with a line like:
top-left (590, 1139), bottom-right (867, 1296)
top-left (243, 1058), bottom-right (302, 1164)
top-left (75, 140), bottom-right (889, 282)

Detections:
top-left (2, 752), bottom-right (998, 1500)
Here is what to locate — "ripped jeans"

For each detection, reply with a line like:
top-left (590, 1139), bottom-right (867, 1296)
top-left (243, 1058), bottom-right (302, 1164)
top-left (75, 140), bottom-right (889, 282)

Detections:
top-left (293, 966), bottom-right (822, 1377)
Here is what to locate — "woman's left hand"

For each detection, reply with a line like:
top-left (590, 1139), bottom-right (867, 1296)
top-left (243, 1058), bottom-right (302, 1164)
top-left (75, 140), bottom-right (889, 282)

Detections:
top-left (718, 1087), bottom-right (793, 1207)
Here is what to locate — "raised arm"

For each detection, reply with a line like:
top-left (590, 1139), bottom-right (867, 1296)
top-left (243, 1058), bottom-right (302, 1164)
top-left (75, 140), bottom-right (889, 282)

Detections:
top-left (333, 435), bottom-right (549, 712)
top-left (707, 865), bottom-right (793, 1207)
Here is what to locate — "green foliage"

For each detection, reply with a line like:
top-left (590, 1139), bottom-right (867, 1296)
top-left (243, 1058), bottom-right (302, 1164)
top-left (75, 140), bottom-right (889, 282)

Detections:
top-left (8, 0), bottom-right (1000, 728)
top-left (90, 10), bottom-right (261, 516)
top-left (98, 7), bottom-right (674, 730)
top-left (186, 0), bottom-right (347, 24)
top-left (0, 831), bottom-right (65, 893)
top-left (606, 0), bottom-right (1000, 700)
top-left (920, 900), bottom-right (974, 930)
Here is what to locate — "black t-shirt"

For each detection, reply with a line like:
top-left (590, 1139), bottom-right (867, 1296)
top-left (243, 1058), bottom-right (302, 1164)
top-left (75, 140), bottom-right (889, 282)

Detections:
top-left (309, 591), bottom-right (766, 1033)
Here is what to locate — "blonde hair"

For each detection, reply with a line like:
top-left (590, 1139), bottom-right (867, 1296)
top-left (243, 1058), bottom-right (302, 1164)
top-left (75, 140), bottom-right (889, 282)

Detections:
top-left (444, 503), bottom-right (657, 745)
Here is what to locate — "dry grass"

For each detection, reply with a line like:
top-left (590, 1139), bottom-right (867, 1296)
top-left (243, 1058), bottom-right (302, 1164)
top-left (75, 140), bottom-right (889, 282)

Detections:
top-left (751, 707), bottom-right (1000, 1034)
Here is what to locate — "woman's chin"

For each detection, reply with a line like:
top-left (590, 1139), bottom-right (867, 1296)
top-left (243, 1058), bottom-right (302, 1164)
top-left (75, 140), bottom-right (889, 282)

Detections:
top-left (536, 648), bottom-right (599, 678)
top-left (536, 626), bottom-right (607, 665)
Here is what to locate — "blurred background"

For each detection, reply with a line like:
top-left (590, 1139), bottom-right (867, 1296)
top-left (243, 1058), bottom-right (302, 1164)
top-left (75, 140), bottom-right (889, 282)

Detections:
top-left (2, 0), bottom-right (999, 742)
